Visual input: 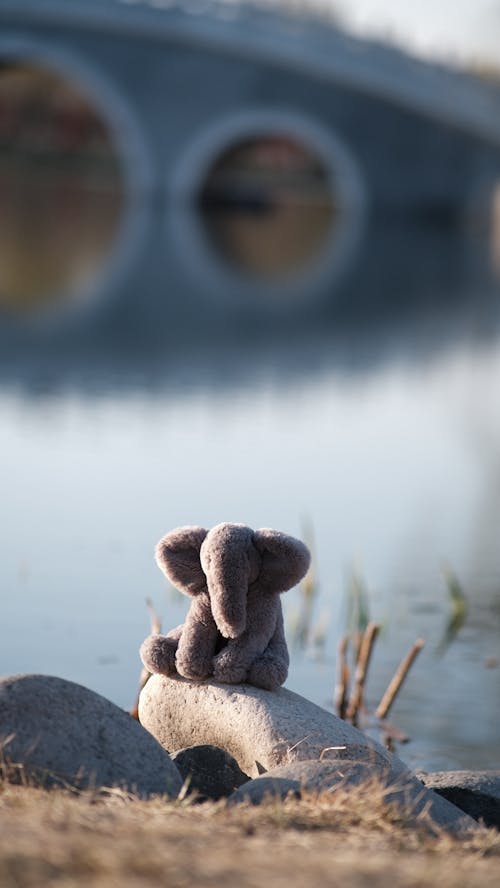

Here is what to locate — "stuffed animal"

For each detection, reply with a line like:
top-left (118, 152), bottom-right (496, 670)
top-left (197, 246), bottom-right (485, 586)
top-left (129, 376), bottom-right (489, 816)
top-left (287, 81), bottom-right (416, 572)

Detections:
top-left (140, 522), bottom-right (310, 691)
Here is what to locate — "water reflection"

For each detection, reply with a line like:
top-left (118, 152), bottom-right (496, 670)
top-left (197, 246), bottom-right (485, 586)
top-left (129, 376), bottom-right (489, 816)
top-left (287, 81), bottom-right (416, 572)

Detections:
top-left (1, 241), bottom-right (498, 397)
top-left (1, 304), bottom-right (500, 770)
top-left (0, 63), bottom-right (123, 313)
top-left (199, 135), bottom-right (335, 279)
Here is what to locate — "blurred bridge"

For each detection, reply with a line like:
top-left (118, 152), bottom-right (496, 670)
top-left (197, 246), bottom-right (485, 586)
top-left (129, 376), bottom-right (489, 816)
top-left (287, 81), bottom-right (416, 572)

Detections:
top-left (1, 0), bottom-right (500, 340)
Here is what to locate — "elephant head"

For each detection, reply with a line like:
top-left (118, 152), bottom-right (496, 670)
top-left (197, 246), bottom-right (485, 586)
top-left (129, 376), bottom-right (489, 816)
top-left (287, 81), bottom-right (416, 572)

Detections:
top-left (155, 522), bottom-right (310, 639)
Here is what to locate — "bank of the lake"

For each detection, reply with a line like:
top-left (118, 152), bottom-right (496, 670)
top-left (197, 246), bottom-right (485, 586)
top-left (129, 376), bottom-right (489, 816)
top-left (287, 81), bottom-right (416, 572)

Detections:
top-left (0, 783), bottom-right (499, 888)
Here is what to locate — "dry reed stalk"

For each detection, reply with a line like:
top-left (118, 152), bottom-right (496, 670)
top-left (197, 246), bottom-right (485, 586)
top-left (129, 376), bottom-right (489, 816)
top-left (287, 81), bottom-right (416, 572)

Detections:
top-left (378, 721), bottom-right (409, 744)
top-left (353, 629), bottom-right (363, 666)
top-left (375, 638), bottom-right (425, 720)
top-left (130, 598), bottom-right (162, 720)
top-left (334, 634), bottom-right (350, 719)
top-left (346, 621), bottom-right (380, 723)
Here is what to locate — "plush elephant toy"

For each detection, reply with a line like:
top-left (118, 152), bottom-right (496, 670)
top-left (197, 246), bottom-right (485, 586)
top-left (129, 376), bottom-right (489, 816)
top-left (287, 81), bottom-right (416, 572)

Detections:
top-left (140, 522), bottom-right (310, 691)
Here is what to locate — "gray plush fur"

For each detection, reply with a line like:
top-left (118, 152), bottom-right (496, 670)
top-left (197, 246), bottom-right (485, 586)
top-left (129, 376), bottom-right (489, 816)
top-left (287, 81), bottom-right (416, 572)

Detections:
top-left (140, 522), bottom-right (310, 691)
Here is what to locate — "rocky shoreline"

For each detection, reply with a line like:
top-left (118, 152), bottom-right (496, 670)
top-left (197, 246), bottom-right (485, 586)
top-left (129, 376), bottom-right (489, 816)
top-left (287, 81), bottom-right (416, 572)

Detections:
top-left (1, 673), bottom-right (498, 832)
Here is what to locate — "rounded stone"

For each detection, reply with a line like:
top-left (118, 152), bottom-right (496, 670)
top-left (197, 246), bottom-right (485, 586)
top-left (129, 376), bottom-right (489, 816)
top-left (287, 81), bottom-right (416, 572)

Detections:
top-left (227, 775), bottom-right (301, 806)
top-left (227, 758), bottom-right (478, 832)
top-left (249, 758), bottom-right (377, 792)
top-left (138, 676), bottom-right (477, 832)
top-left (0, 674), bottom-right (183, 798)
top-left (138, 674), bottom-right (408, 780)
top-left (171, 744), bottom-right (249, 800)
top-left (416, 770), bottom-right (500, 829)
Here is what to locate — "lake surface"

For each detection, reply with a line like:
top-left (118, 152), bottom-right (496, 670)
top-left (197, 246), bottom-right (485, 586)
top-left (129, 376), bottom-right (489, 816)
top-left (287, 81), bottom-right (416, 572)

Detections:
top-left (1, 294), bottom-right (500, 773)
top-left (1, 9), bottom-right (499, 779)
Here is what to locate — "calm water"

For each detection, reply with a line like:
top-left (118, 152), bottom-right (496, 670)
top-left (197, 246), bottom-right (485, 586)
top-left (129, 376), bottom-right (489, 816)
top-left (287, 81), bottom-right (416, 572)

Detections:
top-left (1, 304), bottom-right (500, 773)
top-left (1, 17), bottom-right (499, 778)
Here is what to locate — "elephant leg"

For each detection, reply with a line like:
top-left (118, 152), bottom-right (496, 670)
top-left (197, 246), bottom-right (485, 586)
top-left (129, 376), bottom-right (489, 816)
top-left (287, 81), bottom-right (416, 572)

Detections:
top-left (212, 599), bottom-right (278, 685)
top-left (212, 636), bottom-right (253, 685)
top-left (246, 607), bottom-right (289, 691)
top-left (175, 594), bottom-right (219, 681)
top-left (139, 624), bottom-right (183, 676)
top-left (213, 628), bottom-right (273, 684)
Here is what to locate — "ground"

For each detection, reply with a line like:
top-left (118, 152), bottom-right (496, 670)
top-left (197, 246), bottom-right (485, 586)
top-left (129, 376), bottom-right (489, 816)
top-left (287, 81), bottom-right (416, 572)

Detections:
top-left (0, 781), bottom-right (499, 887)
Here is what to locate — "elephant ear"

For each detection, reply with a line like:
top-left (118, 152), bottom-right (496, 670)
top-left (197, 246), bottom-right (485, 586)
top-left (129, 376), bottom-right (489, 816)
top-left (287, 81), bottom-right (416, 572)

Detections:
top-left (155, 526), bottom-right (208, 596)
top-left (253, 528), bottom-right (311, 594)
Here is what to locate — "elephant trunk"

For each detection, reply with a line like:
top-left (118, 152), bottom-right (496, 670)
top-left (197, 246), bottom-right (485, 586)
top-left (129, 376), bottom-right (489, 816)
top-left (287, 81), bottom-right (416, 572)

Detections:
top-left (201, 523), bottom-right (258, 639)
top-left (208, 576), bottom-right (247, 639)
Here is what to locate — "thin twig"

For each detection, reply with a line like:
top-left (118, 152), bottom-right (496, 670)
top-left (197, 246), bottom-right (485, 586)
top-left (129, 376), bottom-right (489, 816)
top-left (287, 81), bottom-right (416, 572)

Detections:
top-left (294, 523), bottom-right (317, 649)
top-left (378, 720), bottom-right (410, 744)
top-left (346, 622), bottom-right (380, 724)
top-left (319, 746), bottom-right (347, 761)
top-left (334, 634), bottom-right (350, 719)
top-left (130, 598), bottom-right (162, 720)
top-left (375, 638), bottom-right (425, 721)
top-left (145, 597), bottom-right (162, 636)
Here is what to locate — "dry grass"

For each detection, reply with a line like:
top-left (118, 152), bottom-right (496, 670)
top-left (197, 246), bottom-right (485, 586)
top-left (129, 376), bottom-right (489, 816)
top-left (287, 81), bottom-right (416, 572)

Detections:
top-left (0, 778), bottom-right (499, 888)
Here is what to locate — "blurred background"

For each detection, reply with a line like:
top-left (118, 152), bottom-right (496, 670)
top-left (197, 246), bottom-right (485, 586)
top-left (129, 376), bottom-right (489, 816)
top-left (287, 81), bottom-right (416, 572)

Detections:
top-left (1, 0), bottom-right (500, 771)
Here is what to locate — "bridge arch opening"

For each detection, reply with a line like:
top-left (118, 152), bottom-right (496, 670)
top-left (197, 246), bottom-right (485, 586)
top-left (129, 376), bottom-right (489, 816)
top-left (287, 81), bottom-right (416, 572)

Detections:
top-left (0, 40), bottom-right (151, 325)
top-left (170, 108), bottom-right (366, 313)
top-left (199, 134), bottom-right (335, 281)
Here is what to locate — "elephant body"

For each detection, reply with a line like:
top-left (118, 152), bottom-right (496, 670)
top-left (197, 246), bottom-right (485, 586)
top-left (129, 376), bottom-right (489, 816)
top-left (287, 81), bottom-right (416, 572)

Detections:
top-left (140, 522), bottom-right (310, 691)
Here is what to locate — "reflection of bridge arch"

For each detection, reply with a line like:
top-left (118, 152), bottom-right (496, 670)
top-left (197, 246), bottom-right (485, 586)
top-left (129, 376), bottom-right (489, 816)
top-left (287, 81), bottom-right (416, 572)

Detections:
top-left (169, 107), bottom-right (367, 311)
top-left (0, 32), bottom-right (154, 323)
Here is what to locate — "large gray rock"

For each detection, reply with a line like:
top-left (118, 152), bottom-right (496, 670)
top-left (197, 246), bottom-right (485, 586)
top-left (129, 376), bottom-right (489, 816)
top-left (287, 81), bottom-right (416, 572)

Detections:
top-left (0, 674), bottom-right (182, 798)
top-left (416, 770), bottom-right (500, 829)
top-left (228, 759), bottom-right (477, 833)
top-left (138, 675), bottom-right (410, 779)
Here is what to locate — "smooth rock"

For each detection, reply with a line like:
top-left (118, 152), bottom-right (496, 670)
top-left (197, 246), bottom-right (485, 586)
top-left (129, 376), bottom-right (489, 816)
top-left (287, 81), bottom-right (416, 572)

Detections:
top-left (228, 759), bottom-right (478, 833)
top-left (0, 674), bottom-right (182, 798)
top-left (227, 759), bottom-right (371, 807)
top-left (416, 770), bottom-right (500, 829)
top-left (139, 675), bottom-right (410, 779)
top-left (229, 758), bottom-right (378, 798)
top-left (228, 775), bottom-right (301, 806)
top-left (171, 745), bottom-right (249, 800)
